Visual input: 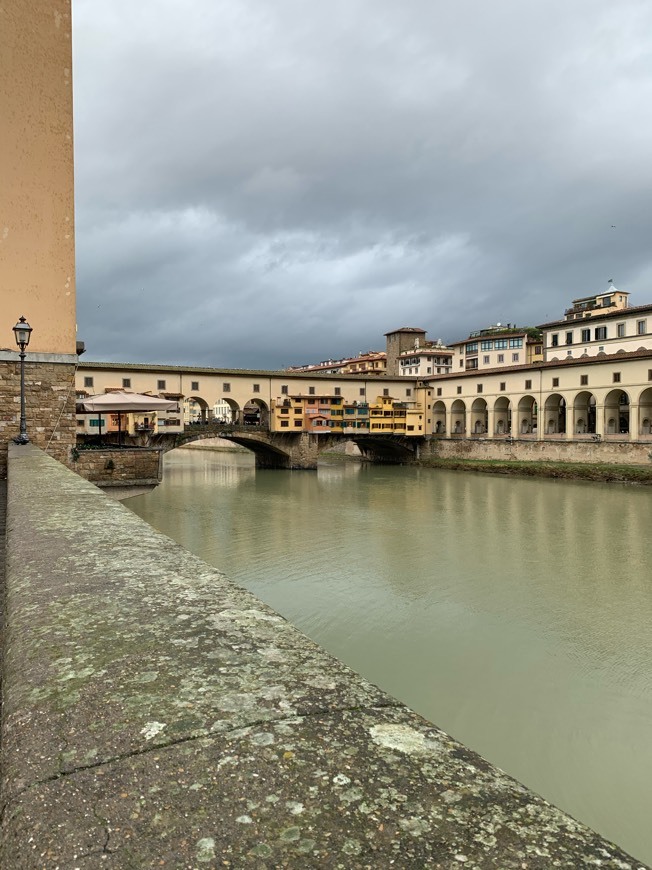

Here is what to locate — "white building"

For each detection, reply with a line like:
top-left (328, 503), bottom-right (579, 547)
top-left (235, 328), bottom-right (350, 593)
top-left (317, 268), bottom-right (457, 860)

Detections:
top-left (539, 284), bottom-right (652, 361)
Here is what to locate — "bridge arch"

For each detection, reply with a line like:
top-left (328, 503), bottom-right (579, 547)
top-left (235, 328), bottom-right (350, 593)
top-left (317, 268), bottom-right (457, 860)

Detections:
top-left (572, 390), bottom-right (596, 434)
top-left (451, 399), bottom-right (466, 435)
top-left (638, 387), bottom-right (652, 435)
top-left (244, 398), bottom-right (269, 427)
top-left (516, 395), bottom-right (536, 435)
top-left (493, 396), bottom-right (511, 435)
top-left (544, 393), bottom-right (566, 434)
top-left (184, 395), bottom-right (210, 423)
top-left (470, 398), bottom-right (487, 435)
top-left (221, 397), bottom-right (241, 424)
top-left (433, 401), bottom-right (446, 434)
top-left (604, 389), bottom-right (629, 435)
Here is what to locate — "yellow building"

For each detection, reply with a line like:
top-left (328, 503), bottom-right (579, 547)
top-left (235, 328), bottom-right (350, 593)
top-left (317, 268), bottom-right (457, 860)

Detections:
top-left (369, 396), bottom-right (426, 435)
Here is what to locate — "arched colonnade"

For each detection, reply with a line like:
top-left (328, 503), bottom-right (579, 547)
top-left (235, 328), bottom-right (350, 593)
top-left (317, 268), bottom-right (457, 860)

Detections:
top-left (183, 395), bottom-right (270, 427)
top-left (432, 389), bottom-right (652, 439)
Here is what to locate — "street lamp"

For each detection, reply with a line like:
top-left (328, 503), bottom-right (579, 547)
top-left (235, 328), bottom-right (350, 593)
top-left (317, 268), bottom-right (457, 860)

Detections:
top-left (12, 316), bottom-right (33, 444)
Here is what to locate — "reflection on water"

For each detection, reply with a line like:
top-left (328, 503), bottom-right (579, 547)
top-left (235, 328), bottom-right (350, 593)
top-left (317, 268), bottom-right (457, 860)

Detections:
top-left (128, 449), bottom-right (652, 864)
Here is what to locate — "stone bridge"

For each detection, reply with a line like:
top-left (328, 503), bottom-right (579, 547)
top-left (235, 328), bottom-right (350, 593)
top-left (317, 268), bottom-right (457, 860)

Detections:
top-left (99, 423), bottom-right (424, 469)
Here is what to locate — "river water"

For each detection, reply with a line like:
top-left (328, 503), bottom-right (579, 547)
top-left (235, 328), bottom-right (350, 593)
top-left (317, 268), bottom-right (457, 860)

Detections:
top-left (128, 448), bottom-right (652, 865)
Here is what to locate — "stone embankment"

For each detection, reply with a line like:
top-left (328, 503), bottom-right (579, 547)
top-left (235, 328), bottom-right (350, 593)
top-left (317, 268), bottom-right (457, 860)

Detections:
top-left (1, 444), bottom-right (646, 868)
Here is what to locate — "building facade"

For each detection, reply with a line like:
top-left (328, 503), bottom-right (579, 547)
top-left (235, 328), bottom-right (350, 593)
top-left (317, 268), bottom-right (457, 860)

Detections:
top-left (0, 0), bottom-right (78, 476)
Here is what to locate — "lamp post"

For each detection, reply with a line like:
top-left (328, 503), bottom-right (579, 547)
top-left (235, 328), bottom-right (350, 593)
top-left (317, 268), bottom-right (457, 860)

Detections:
top-left (12, 316), bottom-right (33, 444)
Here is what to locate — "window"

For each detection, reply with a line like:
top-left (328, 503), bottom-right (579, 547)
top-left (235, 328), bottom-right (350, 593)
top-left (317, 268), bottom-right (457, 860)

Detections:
top-left (359, 388), bottom-right (365, 396)
top-left (436, 387), bottom-right (442, 396)
top-left (637, 319), bottom-right (647, 335)
top-left (494, 339), bottom-right (507, 350)
top-left (191, 381), bottom-right (199, 391)
top-left (595, 326), bottom-right (607, 341)
top-left (500, 382), bottom-right (506, 392)
top-left (334, 387), bottom-right (341, 396)
top-left (483, 355), bottom-right (490, 365)
top-left (383, 388), bottom-right (389, 396)
top-left (294, 420), bottom-right (302, 427)
top-left (552, 377), bottom-right (559, 388)
top-left (581, 328), bottom-right (590, 342)
top-left (309, 386), bottom-right (315, 395)
top-left (223, 382), bottom-right (231, 392)
top-left (459, 359), bottom-right (464, 367)
top-left (406, 388), bottom-right (411, 396)
top-left (477, 384), bottom-right (483, 393)
top-left (512, 353), bottom-right (519, 362)
top-left (280, 420), bottom-right (289, 428)
top-left (535, 345), bottom-right (543, 355)
top-left (481, 340), bottom-right (493, 351)
top-left (457, 386), bottom-right (462, 394)
top-left (649, 370), bottom-right (652, 381)
top-left (509, 337), bottom-right (523, 348)
top-left (122, 378), bottom-right (131, 389)
top-left (580, 375), bottom-right (589, 386)
top-left (253, 384), bottom-right (260, 393)
top-left (84, 376), bottom-right (94, 388)
top-left (525, 379), bottom-right (532, 390)
top-left (613, 372), bottom-right (621, 383)
top-left (497, 354), bottom-right (504, 363)
top-left (565, 332), bottom-right (573, 345)
top-left (617, 323), bottom-right (626, 338)
top-left (466, 342), bottom-right (478, 354)
top-left (551, 334), bottom-right (559, 347)
top-left (157, 380), bottom-right (166, 390)
top-left (281, 385), bottom-right (288, 395)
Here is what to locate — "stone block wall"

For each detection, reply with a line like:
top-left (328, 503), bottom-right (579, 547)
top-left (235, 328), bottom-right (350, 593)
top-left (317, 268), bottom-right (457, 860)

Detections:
top-left (425, 436), bottom-right (652, 466)
top-left (71, 447), bottom-right (162, 486)
top-left (0, 360), bottom-right (77, 478)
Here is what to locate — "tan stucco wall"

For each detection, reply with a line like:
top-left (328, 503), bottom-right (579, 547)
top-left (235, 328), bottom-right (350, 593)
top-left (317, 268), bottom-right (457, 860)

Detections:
top-left (0, 0), bottom-right (76, 355)
top-left (76, 365), bottom-right (415, 412)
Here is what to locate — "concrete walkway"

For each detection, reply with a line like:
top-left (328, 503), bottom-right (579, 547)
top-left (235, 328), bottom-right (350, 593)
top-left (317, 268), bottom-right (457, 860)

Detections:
top-left (1, 446), bottom-right (646, 868)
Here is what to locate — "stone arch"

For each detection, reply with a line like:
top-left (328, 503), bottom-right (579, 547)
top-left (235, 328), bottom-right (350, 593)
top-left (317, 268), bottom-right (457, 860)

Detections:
top-left (544, 393), bottom-right (566, 434)
top-left (603, 389), bottom-right (629, 435)
top-left (638, 387), bottom-right (652, 435)
top-left (516, 395), bottom-right (537, 435)
top-left (493, 396), bottom-right (511, 436)
top-left (471, 398), bottom-right (488, 435)
top-left (451, 399), bottom-right (466, 435)
top-left (573, 391), bottom-right (596, 434)
top-left (433, 401), bottom-right (446, 434)
top-left (184, 395), bottom-right (210, 424)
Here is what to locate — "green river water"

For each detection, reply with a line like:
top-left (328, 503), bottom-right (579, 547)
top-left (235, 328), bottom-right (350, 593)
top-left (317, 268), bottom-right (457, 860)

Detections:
top-left (128, 448), bottom-right (652, 865)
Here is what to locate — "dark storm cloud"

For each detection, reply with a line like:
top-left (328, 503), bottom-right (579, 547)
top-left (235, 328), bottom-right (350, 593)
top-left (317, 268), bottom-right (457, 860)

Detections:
top-left (73, 0), bottom-right (652, 367)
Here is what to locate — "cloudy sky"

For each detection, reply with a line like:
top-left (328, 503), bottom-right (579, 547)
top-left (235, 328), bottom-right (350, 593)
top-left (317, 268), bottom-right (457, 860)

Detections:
top-left (73, 0), bottom-right (652, 369)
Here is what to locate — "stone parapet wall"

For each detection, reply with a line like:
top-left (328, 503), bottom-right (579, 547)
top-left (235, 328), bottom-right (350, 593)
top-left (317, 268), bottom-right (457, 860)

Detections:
top-left (0, 444), bottom-right (644, 868)
top-left (72, 447), bottom-right (162, 486)
top-left (425, 436), bottom-right (652, 466)
top-left (0, 360), bottom-right (77, 478)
